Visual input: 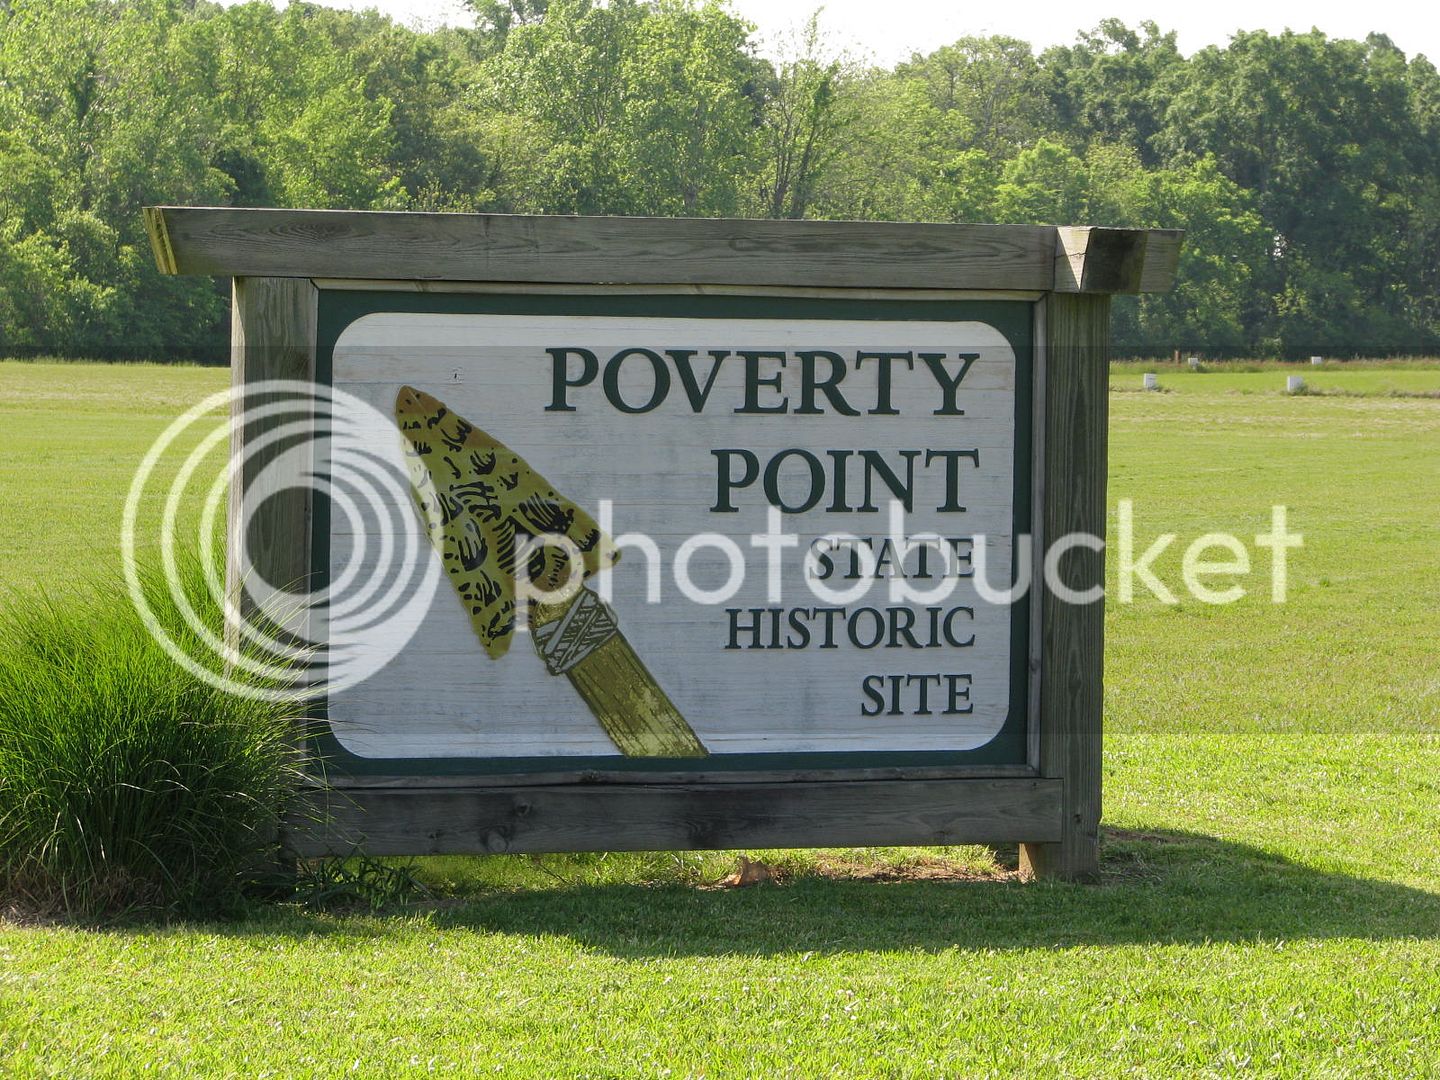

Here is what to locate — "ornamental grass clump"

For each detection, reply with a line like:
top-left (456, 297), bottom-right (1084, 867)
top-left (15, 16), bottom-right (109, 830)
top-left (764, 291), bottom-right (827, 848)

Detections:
top-left (0, 556), bottom-right (304, 917)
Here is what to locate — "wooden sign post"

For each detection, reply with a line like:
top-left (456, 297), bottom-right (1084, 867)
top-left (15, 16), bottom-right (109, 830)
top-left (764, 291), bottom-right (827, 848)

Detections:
top-left (146, 208), bottom-right (1181, 880)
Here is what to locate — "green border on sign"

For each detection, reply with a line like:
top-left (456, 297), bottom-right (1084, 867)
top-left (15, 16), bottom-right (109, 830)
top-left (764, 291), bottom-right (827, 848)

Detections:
top-left (309, 290), bottom-right (1034, 776)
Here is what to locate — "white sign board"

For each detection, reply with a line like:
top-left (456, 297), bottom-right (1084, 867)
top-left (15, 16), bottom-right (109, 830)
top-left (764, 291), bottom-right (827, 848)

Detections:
top-left (320, 298), bottom-right (1030, 772)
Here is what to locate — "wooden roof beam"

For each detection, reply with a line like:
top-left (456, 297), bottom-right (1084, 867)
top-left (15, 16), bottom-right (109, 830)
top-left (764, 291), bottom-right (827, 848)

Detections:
top-left (144, 207), bottom-right (1182, 294)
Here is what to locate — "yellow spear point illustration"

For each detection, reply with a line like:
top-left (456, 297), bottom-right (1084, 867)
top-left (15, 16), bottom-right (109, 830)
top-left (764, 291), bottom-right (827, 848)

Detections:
top-left (394, 385), bottom-right (707, 759)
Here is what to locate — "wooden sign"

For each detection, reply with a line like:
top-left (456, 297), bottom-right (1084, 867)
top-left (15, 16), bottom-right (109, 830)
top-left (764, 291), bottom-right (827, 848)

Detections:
top-left (146, 208), bottom-right (1182, 879)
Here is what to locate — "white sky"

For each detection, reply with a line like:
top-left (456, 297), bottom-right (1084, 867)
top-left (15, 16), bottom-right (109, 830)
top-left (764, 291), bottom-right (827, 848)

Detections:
top-left (305, 0), bottom-right (1438, 64)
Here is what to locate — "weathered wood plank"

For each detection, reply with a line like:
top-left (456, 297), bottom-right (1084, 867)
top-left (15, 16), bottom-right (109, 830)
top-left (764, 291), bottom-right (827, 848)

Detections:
top-left (178, 208), bottom-right (1042, 288)
top-left (154, 209), bottom-right (1187, 293)
top-left (1137, 229), bottom-right (1184, 293)
top-left (1020, 292), bottom-right (1108, 881)
top-left (1026, 300), bottom-right (1048, 771)
top-left (153, 209), bottom-right (1182, 292)
top-left (312, 278), bottom-right (1047, 301)
top-left (288, 777), bottom-right (1062, 856)
top-left (143, 206), bottom-right (178, 276)
top-left (1054, 227), bottom-right (1143, 293)
top-left (151, 207), bottom-right (1059, 290)
top-left (228, 277), bottom-right (317, 613)
top-left (230, 276), bottom-right (318, 876)
top-left (314, 764), bottom-right (1040, 789)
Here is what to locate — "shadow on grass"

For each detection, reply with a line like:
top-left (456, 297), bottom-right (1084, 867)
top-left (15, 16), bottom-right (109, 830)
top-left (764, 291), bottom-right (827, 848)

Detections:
top-left (212, 828), bottom-right (1440, 955)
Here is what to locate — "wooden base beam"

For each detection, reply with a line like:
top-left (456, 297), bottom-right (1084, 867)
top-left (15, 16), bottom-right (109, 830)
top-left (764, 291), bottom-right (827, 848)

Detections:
top-left (287, 778), bottom-right (1062, 858)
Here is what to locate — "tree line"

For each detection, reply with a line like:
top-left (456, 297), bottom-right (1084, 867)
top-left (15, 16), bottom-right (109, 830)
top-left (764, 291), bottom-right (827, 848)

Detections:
top-left (1, 0), bottom-right (1437, 359)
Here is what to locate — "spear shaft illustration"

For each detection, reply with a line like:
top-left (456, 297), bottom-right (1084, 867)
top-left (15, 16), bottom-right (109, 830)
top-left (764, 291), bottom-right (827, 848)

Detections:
top-left (395, 385), bottom-right (706, 759)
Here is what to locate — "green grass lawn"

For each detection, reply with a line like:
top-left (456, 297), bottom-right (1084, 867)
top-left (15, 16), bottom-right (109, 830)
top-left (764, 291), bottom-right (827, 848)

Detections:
top-left (2, 360), bottom-right (1439, 1076)
top-left (0, 361), bottom-right (227, 589)
top-left (1111, 358), bottom-right (1440, 397)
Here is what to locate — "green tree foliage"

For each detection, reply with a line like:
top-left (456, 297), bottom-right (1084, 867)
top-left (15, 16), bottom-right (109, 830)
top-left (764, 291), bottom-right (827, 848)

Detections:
top-left (184, 3), bottom-right (404, 210)
top-left (993, 139), bottom-right (1088, 223)
top-left (1041, 20), bottom-right (1183, 165)
top-left (801, 71), bottom-right (951, 222)
top-left (0, 1), bottom-right (1435, 356)
top-left (468, 0), bottom-right (547, 46)
top-left (1094, 152), bottom-right (1268, 349)
top-left (619, 0), bottom-right (762, 216)
top-left (1159, 30), bottom-right (1436, 351)
top-left (480, 0), bottom-right (761, 216)
top-left (0, 0), bottom-right (230, 356)
top-left (478, 0), bottom-right (643, 213)
top-left (751, 17), bottom-right (857, 220)
top-left (896, 36), bottom-right (1056, 159)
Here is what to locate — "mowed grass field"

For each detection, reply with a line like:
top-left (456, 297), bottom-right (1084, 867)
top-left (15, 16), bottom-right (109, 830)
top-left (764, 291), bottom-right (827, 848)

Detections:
top-left (2, 359), bottom-right (1440, 1075)
top-left (1111, 357), bottom-right (1440, 397)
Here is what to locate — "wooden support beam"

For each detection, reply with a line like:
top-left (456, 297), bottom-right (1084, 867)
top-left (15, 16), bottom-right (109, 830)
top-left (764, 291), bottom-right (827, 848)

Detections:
top-left (149, 207), bottom-right (1055, 290)
top-left (143, 208), bottom-right (1183, 294)
top-left (1021, 292), bottom-right (1109, 881)
top-left (230, 276), bottom-right (318, 873)
top-left (1136, 229), bottom-right (1184, 293)
top-left (228, 277), bottom-right (318, 615)
top-left (143, 206), bottom-right (178, 276)
top-left (1053, 226), bottom-right (1184, 294)
top-left (288, 778), bottom-right (1063, 857)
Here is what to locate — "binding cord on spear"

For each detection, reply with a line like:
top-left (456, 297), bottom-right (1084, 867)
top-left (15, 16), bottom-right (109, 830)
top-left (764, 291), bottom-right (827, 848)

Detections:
top-left (394, 385), bottom-right (708, 759)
